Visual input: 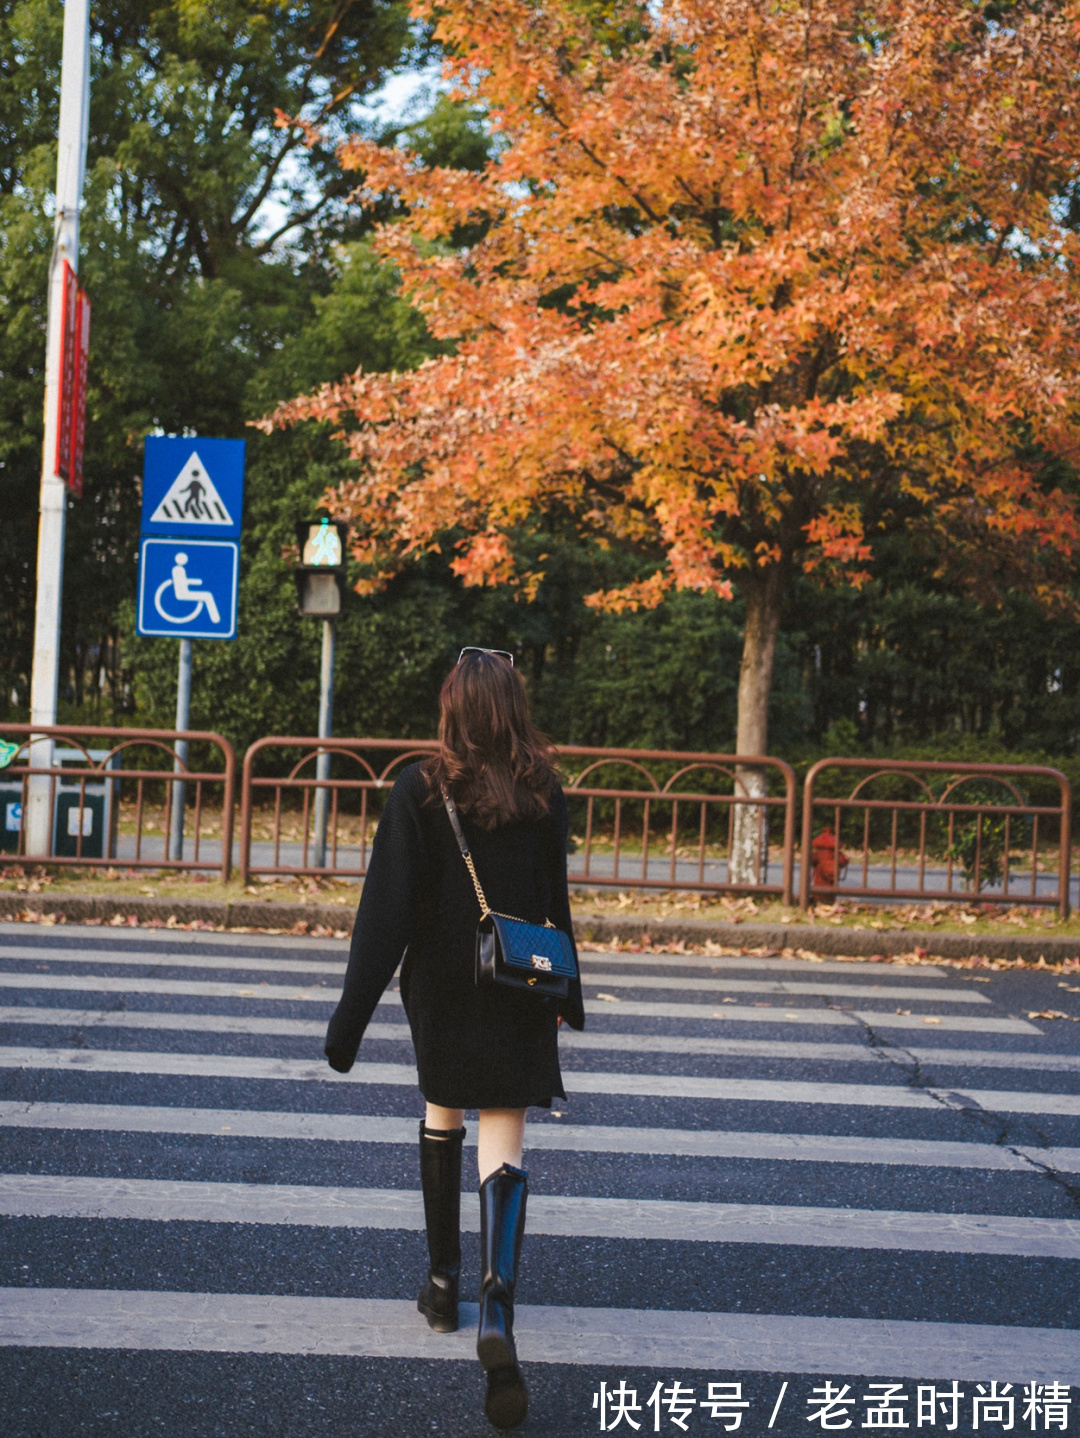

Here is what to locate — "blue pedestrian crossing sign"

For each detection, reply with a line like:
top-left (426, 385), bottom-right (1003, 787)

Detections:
top-left (141, 437), bottom-right (245, 539)
top-left (137, 539), bottom-right (239, 640)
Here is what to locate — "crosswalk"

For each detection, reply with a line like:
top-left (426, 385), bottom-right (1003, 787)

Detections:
top-left (0, 921), bottom-right (1078, 1436)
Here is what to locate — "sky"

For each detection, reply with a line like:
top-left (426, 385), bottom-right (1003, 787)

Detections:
top-left (355, 62), bottom-right (445, 129)
top-left (253, 62), bottom-right (445, 247)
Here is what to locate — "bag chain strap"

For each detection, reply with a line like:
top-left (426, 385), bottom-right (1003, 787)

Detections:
top-left (442, 788), bottom-right (554, 929)
top-left (442, 789), bottom-right (492, 918)
top-left (461, 849), bottom-right (492, 920)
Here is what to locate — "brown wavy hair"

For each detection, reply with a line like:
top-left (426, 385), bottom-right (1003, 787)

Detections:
top-left (423, 651), bottom-right (557, 829)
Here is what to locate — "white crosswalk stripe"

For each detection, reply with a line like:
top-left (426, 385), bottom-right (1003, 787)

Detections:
top-left (583, 973), bottom-right (989, 1002)
top-left (0, 929), bottom-right (953, 972)
top-left (2, 1043), bottom-right (1077, 1114)
top-left (3, 1289), bottom-right (1075, 1382)
top-left (2, 1005), bottom-right (1074, 1069)
top-left (3, 1173), bottom-right (1078, 1256)
top-left (0, 945), bottom-right (984, 1001)
top-left (0, 927), bottom-right (1077, 1428)
top-left (6, 1100), bottom-right (1077, 1170)
top-left (0, 971), bottom-right (1039, 1031)
top-left (6, 943), bottom-right (989, 1000)
top-left (0, 944), bottom-right (351, 977)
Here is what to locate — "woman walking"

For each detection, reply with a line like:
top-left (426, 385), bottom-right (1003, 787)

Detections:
top-left (324, 648), bottom-right (585, 1430)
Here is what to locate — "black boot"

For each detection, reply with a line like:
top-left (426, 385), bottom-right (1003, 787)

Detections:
top-left (416, 1122), bottom-right (465, 1333)
top-left (477, 1163), bottom-right (529, 1430)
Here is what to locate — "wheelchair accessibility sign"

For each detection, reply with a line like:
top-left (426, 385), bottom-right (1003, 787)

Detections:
top-left (137, 538), bottom-right (239, 639)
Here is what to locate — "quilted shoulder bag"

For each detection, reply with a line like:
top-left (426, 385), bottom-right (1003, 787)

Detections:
top-left (442, 789), bottom-right (579, 1000)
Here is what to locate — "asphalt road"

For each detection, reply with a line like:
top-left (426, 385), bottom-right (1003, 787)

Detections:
top-left (0, 921), bottom-right (1078, 1437)
top-left (87, 830), bottom-right (1077, 907)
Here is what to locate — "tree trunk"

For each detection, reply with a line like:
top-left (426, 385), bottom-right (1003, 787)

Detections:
top-left (730, 576), bottom-right (783, 887)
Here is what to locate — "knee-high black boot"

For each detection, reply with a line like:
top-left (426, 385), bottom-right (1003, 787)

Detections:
top-left (417, 1122), bottom-right (465, 1333)
top-left (477, 1163), bottom-right (529, 1431)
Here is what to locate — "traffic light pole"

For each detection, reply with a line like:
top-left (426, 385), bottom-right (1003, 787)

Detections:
top-left (312, 618), bottom-right (336, 870)
top-left (25, 0), bottom-right (90, 855)
top-left (293, 518), bottom-right (346, 871)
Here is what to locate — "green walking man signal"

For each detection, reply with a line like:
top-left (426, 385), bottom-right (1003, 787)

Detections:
top-left (295, 518), bottom-right (348, 616)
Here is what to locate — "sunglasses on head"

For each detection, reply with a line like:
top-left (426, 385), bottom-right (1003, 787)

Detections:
top-left (458, 646), bottom-right (514, 666)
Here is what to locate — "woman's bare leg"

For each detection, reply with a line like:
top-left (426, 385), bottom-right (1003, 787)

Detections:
top-left (424, 1105), bottom-right (526, 1177)
top-left (425, 1102), bottom-right (465, 1132)
top-left (477, 1108), bottom-right (526, 1181)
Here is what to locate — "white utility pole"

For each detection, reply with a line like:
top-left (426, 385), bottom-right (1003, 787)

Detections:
top-left (26, 0), bottom-right (91, 855)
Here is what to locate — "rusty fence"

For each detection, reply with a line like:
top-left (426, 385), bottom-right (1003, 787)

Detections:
top-left (2, 725), bottom-right (1073, 914)
top-left (239, 737), bottom-right (440, 884)
top-left (558, 747), bottom-right (796, 902)
top-left (0, 724), bottom-right (236, 881)
top-left (799, 758), bottom-right (1073, 918)
top-left (238, 737), bottom-right (797, 902)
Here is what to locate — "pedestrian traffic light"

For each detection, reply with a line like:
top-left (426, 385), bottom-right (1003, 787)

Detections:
top-left (294, 518), bottom-right (348, 616)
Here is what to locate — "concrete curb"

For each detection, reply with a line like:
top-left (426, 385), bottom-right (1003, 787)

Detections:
top-left (1, 891), bottom-right (1079, 962)
top-left (574, 914), bottom-right (1080, 963)
top-left (0, 893), bottom-right (354, 933)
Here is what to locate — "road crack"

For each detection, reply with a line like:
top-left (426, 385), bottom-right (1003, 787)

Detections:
top-left (832, 1002), bottom-right (1080, 1211)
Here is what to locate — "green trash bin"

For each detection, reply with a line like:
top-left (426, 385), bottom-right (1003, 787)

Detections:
top-left (52, 749), bottom-right (118, 860)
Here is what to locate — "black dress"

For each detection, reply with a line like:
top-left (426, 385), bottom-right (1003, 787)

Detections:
top-left (324, 763), bottom-right (585, 1108)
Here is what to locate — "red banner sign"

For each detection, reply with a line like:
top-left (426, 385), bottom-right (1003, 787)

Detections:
top-left (53, 259), bottom-right (90, 495)
top-left (70, 285), bottom-right (91, 497)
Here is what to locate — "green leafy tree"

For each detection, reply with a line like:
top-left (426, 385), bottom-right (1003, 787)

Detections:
top-left (1, 0), bottom-right (414, 717)
top-left (121, 95), bottom-right (493, 751)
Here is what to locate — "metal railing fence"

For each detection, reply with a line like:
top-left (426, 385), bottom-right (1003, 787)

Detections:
top-left (0, 724), bottom-right (236, 882)
top-left (799, 758), bottom-right (1072, 918)
top-left (558, 747), bottom-right (796, 903)
top-left (2, 725), bottom-right (1073, 916)
top-left (238, 738), bottom-right (797, 902)
top-left (238, 737), bottom-right (438, 884)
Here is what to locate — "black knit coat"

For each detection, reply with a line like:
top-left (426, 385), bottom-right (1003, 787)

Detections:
top-left (324, 763), bottom-right (585, 1109)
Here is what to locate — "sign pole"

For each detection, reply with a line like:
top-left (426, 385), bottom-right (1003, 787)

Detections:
top-left (312, 618), bottom-right (336, 869)
top-left (26, 0), bottom-right (91, 855)
top-left (168, 638), bottom-right (192, 862)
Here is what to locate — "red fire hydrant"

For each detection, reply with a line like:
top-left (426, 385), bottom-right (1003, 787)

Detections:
top-left (811, 829), bottom-right (849, 898)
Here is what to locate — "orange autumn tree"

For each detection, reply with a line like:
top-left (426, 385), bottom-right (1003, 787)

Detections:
top-left (266, 0), bottom-right (1080, 878)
